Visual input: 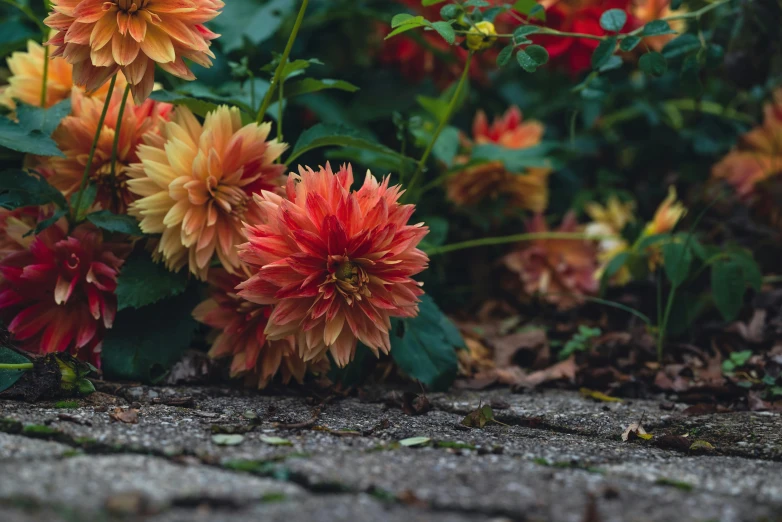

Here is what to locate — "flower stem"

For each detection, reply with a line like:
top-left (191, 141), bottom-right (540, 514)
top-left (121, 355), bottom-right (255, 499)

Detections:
top-left (109, 83), bottom-right (131, 209)
top-left (405, 52), bottom-right (473, 202)
top-left (72, 74), bottom-right (117, 222)
top-left (40, 44), bottom-right (49, 107)
top-left (424, 232), bottom-right (598, 257)
top-left (277, 77), bottom-right (284, 142)
top-left (256, 0), bottom-right (309, 124)
top-left (0, 363), bottom-right (33, 371)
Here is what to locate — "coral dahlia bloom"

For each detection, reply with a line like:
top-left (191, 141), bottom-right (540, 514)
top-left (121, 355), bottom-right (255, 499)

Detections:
top-left (0, 223), bottom-right (127, 364)
top-left (712, 89), bottom-right (782, 202)
top-left (645, 186), bottom-right (686, 235)
top-left (193, 269), bottom-right (308, 389)
top-left (42, 89), bottom-right (172, 214)
top-left (127, 106), bottom-right (287, 280)
top-left (44, 0), bottom-right (223, 102)
top-left (238, 163), bottom-right (429, 367)
top-left (448, 107), bottom-right (551, 211)
top-left (503, 213), bottom-right (598, 309)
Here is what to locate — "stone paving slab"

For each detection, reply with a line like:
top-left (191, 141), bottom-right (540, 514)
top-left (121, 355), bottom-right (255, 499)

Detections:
top-left (0, 387), bottom-right (781, 522)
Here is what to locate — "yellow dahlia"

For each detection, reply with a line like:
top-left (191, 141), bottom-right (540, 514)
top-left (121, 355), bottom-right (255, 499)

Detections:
top-left (584, 196), bottom-right (636, 285)
top-left (644, 186), bottom-right (686, 236)
top-left (41, 88), bottom-right (172, 214)
top-left (0, 40), bottom-right (121, 109)
top-left (44, 0), bottom-right (223, 102)
top-left (127, 106), bottom-right (287, 280)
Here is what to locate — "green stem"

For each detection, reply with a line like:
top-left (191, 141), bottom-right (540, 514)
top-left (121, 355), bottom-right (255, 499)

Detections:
top-left (109, 83), bottom-right (131, 208)
top-left (424, 232), bottom-right (602, 257)
top-left (600, 99), bottom-right (753, 128)
top-left (256, 0), bottom-right (309, 124)
top-left (0, 363), bottom-right (33, 370)
top-left (72, 74), bottom-right (117, 221)
top-left (658, 286), bottom-right (677, 362)
top-left (277, 77), bottom-right (284, 142)
top-left (40, 43), bottom-right (49, 107)
top-left (405, 52), bottom-right (473, 202)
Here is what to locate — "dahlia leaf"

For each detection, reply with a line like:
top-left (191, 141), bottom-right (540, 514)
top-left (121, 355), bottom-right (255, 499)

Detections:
top-left (278, 78), bottom-right (360, 101)
top-left (471, 143), bottom-right (558, 171)
top-left (0, 117), bottom-right (63, 157)
top-left (214, 0), bottom-right (295, 53)
top-left (711, 259), bottom-right (745, 322)
top-left (115, 254), bottom-right (189, 311)
top-left (102, 286), bottom-right (200, 382)
top-left (15, 98), bottom-right (72, 137)
top-left (86, 211), bottom-right (144, 236)
top-left (390, 295), bottom-right (463, 391)
top-left (662, 240), bottom-right (693, 287)
top-left (0, 169), bottom-right (68, 210)
top-left (28, 208), bottom-right (68, 237)
top-left (149, 90), bottom-right (223, 119)
top-left (287, 123), bottom-right (415, 168)
top-left (71, 184), bottom-right (98, 222)
top-left (0, 347), bottom-right (31, 394)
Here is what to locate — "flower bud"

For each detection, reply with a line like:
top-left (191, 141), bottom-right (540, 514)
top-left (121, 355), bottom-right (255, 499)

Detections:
top-left (466, 21), bottom-right (498, 52)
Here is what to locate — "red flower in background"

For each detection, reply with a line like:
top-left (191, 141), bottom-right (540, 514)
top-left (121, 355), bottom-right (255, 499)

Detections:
top-left (193, 269), bottom-right (310, 389)
top-left (0, 223), bottom-right (127, 364)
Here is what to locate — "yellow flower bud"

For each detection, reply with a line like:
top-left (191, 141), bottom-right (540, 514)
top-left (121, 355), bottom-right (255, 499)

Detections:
top-left (466, 21), bottom-right (497, 52)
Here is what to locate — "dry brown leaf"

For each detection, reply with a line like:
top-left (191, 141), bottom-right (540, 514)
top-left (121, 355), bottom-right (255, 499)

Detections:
top-left (621, 421), bottom-right (652, 441)
top-left (489, 328), bottom-right (548, 368)
top-left (726, 309), bottom-right (767, 344)
top-left (512, 356), bottom-right (577, 389)
top-left (109, 408), bottom-right (139, 424)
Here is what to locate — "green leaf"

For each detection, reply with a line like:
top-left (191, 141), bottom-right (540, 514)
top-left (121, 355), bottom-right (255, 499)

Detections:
top-left (513, 0), bottom-right (545, 21)
top-left (29, 209), bottom-right (68, 237)
top-left (399, 436), bottom-right (430, 447)
top-left (0, 347), bottom-right (31, 393)
top-left (391, 13), bottom-right (416, 27)
top-left (639, 52), bottom-right (668, 76)
top-left (471, 142), bottom-right (558, 171)
top-left (71, 184), bottom-right (98, 221)
top-left (115, 254), bottom-right (189, 311)
top-left (431, 21), bottom-right (455, 45)
top-left (386, 17), bottom-right (429, 39)
top-left (101, 286), bottom-right (200, 382)
top-left (517, 50), bottom-right (539, 72)
top-left (423, 0), bottom-right (448, 4)
top-left (619, 35), bottom-right (642, 52)
top-left (599, 9), bottom-right (627, 32)
top-left (591, 37), bottom-right (617, 70)
top-left (497, 45), bottom-right (515, 67)
top-left (671, 0), bottom-right (683, 9)
top-left (86, 211), bottom-right (143, 235)
top-left (0, 169), bottom-right (68, 210)
top-left (390, 294), bottom-right (463, 391)
top-left (0, 116), bottom-right (63, 157)
top-left (432, 125), bottom-right (460, 167)
top-left (729, 250), bottom-right (762, 291)
top-left (513, 26), bottom-right (540, 38)
top-left (213, 0), bottom-right (295, 53)
top-left (662, 240), bottom-right (692, 287)
top-left (278, 78), bottom-right (360, 101)
top-left (661, 34), bottom-right (701, 59)
top-left (440, 5), bottom-right (461, 20)
top-left (15, 98), bottom-right (72, 137)
top-left (599, 55), bottom-right (623, 72)
top-left (212, 434), bottom-right (245, 446)
top-left (259, 435), bottom-right (293, 446)
top-left (148, 90), bottom-right (222, 118)
top-left (711, 259), bottom-right (745, 322)
top-left (418, 216), bottom-right (449, 250)
top-left (641, 20), bottom-right (676, 36)
top-left (525, 45), bottom-right (549, 65)
top-left (287, 123), bottom-right (416, 169)
top-left (680, 55), bottom-right (702, 97)
top-left (602, 251), bottom-right (630, 280)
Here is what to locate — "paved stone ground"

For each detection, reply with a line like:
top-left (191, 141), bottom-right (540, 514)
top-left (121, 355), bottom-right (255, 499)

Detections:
top-left (0, 386), bottom-right (781, 522)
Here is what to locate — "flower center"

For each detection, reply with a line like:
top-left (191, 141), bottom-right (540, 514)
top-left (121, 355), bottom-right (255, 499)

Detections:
top-left (114, 0), bottom-right (148, 13)
top-left (326, 255), bottom-right (371, 305)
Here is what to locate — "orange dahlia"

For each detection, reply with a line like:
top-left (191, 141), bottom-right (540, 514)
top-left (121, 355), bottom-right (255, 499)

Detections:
top-left (238, 163), bottom-right (429, 367)
top-left (41, 88), bottom-right (172, 214)
top-left (644, 186), bottom-right (686, 236)
top-left (0, 40), bottom-right (123, 110)
top-left (447, 107), bottom-right (550, 212)
top-left (503, 213), bottom-right (598, 310)
top-left (193, 269), bottom-right (310, 389)
top-left (712, 89), bottom-right (782, 202)
top-left (0, 223), bottom-right (128, 364)
top-left (127, 106), bottom-right (287, 280)
top-left (44, 0), bottom-right (223, 102)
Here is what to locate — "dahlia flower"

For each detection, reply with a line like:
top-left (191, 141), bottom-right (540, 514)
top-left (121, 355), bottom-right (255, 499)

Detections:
top-left (447, 107), bottom-right (550, 211)
top-left (532, 0), bottom-right (634, 74)
top-left (644, 186), bottom-right (686, 236)
top-left (0, 223), bottom-right (127, 364)
top-left (127, 106), bottom-right (287, 280)
top-left (42, 88), bottom-right (172, 214)
top-left (0, 207), bottom-right (38, 258)
top-left (238, 163), bottom-right (429, 367)
top-left (712, 89), bottom-right (782, 202)
top-left (44, 0), bottom-right (223, 102)
top-left (585, 196), bottom-right (636, 285)
top-left (503, 213), bottom-right (598, 309)
top-left (0, 40), bottom-right (123, 109)
top-left (193, 269), bottom-right (308, 389)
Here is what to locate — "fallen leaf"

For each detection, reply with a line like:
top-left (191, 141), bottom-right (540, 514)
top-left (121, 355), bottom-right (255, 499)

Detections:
top-left (109, 408), bottom-right (139, 424)
top-left (580, 388), bottom-right (623, 403)
top-left (211, 434), bottom-right (244, 446)
top-left (681, 404), bottom-right (719, 416)
top-left (461, 404), bottom-right (496, 429)
top-left (259, 435), bottom-right (292, 446)
top-left (399, 436), bottom-right (431, 447)
top-left (689, 440), bottom-right (715, 452)
top-left (490, 328), bottom-right (548, 368)
top-left (621, 421), bottom-right (652, 441)
top-left (727, 309), bottom-right (766, 343)
top-left (654, 434), bottom-right (691, 452)
top-left (512, 356), bottom-right (577, 389)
